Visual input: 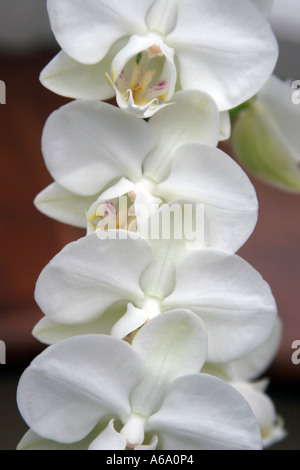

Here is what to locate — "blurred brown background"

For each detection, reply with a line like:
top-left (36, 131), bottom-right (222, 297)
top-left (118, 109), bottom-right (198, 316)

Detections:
top-left (0, 0), bottom-right (299, 450)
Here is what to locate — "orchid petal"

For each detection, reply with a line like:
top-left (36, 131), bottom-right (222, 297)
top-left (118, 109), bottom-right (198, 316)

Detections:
top-left (258, 76), bottom-right (300, 164)
top-left (39, 49), bottom-right (115, 100)
top-left (219, 111), bottom-right (231, 141)
top-left (17, 421), bottom-right (110, 450)
top-left (17, 429), bottom-right (87, 450)
top-left (232, 381), bottom-right (287, 448)
top-left (34, 182), bottom-right (95, 228)
top-left (167, 0), bottom-right (278, 110)
top-left (232, 100), bottom-right (300, 192)
top-left (89, 420), bottom-right (126, 450)
top-left (139, 201), bottom-right (202, 298)
top-left (42, 100), bottom-right (157, 196)
top-left (17, 335), bottom-right (144, 443)
top-left (163, 249), bottom-right (277, 363)
top-left (143, 90), bottom-right (220, 182)
top-left (46, 0), bottom-right (152, 64)
top-left (33, 302), bottom-right (126, 345)
top-left (157, 144), bottom-right (258, 252)
top-left (148, 374), bottom-right (262, 449)
top-left (145, 0), bottom-right (180, 36)
top-left (130, 310), bottom-right (208, 417)
top-left (135, 435), bottom-right (158, 450)
top-left (34, 232), bottom-right (151, 324)
top-left (228, 316), bottom-right (283, 382)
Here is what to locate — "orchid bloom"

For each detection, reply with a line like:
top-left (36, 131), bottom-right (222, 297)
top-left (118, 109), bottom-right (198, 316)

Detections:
top-left (232, 75), bottom-right (300, 192)
top-left (35, 93), bottom-right (257, 254)
top-left (33, 229), bottom-right (277, 364)
top-left (40, 0), bottom-right (278, 118)
top-left (17, 311), bottom-right (263, 450)
top-left (203, 317), bottom-right (287, 448)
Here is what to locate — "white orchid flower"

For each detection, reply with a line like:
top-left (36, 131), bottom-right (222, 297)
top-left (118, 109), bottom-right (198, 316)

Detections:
top-left (35, 94), bottom-right (258, 254)
top-left (17, 311), bottom-right (263, 450)
top-left (202, 317), bottom-right (287, 447)
top-left (232, 75), bottom-right (300, 192)
top-left (40, 0), bottom-right (278, 117)
top-left (33, 229), bottom-right (277, 364)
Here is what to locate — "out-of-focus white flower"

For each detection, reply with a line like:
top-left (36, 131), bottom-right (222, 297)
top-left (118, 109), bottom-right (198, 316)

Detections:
top-left (35, 94), bottom-right (258, 254)
top-left (33, 229), bottom-right (277, 364)
top-left (40, 0), bottom-right (278, 117)
top-left (232, 75), bottom-right (300, 192)
top-left (17, 311), bottom-right (263, 450)
top-left (203, 317), bottom-right (287, 448)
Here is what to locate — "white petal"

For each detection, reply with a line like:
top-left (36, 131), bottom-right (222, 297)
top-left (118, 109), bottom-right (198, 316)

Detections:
top-left (232, 97), bottom-right (300, 192)
top-left (219, 111), bottom-right (231, 141)
top-left (157, 144), bottom-right (258, 252)
top-left (17, 422), bottom-right (109, 450)
top-left (34, 182), bottom-right (96, 228)
top-left (42, 100), bottom-right (157, 195)
top-left (135, 435), bottom-right (158, 450)
top-left (143, 90), bottom-right (220, 182)
top-left (232, 381), bottom-right (287, 448)
top-left (145, 0), bottom-right (180, 36)
top-left (17, 335), bottom-right (144, 443)
top-left (167, 0), bottom-right (278, 110)
top-left (134, 189), bottom-right (162, 237)
top-left (99, 178), bottom-right (135, 204)
top-left (89, 420), bottom-right (126, 450)
top-left (111, 35), bottom-right (158, 83)
top-left (258, 75), bottom-right (300, 163)
top-left (47, 0), bottom-right (152, 63)
top-left (163, 249), bottom-right (277, 363)
top-left (39, 49), bottom-right (115, 100)
top-left (17, 429), bottom-right (87, 450)
top-left (33, 303), bottom-right (126, 345)
top-left (229, 316), bottom-right (283, 382)
top-left (148, 374), bottom-right (262, 450)
top-left (130, 310), bottom-right (208, 417)
top-left (139, 202), bottom-right (198, 298)
top-left (34, 232), bottom-right (151, 324)
top-left (110, 303), bottom-right (148, 339)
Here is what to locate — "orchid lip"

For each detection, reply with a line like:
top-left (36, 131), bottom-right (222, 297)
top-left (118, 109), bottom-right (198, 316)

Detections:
top-left (109, 34), bottom-right (177, 117)
top-left (121, 413), bottom-right (146, 447)
top-left (134, 176), bottom-right (157, 196)
top-left (141, 297), bottom-right (162, 320)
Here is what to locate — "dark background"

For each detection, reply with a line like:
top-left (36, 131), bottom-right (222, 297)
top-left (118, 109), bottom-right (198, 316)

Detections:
top-left (0, 0), bottom-right (299, 450)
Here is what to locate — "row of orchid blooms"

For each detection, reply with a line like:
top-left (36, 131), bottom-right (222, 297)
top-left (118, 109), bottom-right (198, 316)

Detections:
top-left (16, 0), bottom-right (293, 450)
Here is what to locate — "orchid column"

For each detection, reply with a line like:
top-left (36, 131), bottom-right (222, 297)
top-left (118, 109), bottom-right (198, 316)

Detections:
top-left (16, 0), bottom-right (287, 450)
